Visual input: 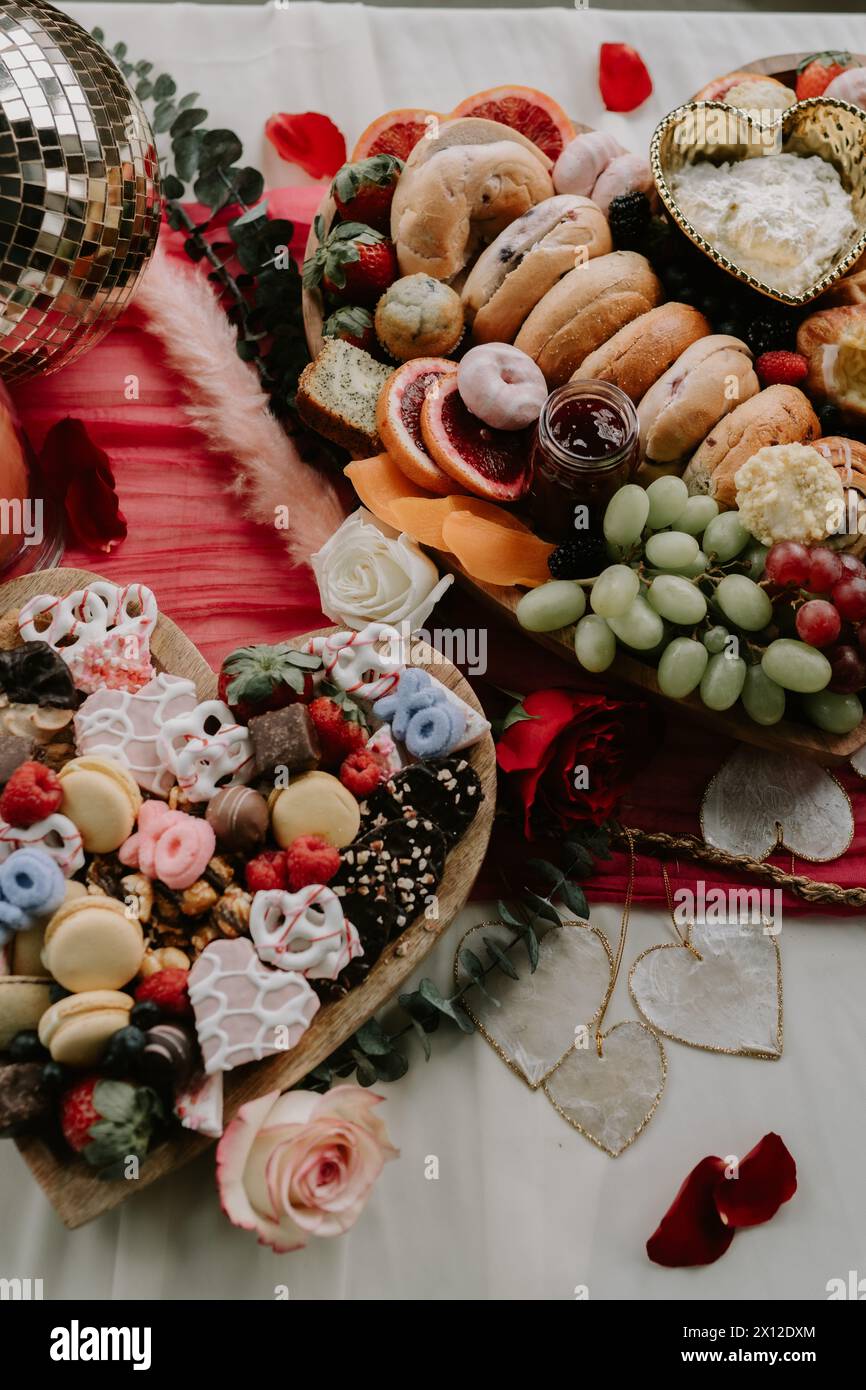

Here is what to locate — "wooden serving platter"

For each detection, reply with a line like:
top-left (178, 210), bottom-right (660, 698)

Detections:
top-left (434, 556), bottom-right (866, 766)
top-left (0, 568), bottom-right (496, 1228)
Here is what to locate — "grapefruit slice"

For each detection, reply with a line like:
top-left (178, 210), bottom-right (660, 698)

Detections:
top-left (449, 85), bottom-right (575, 161)
top-left (376, 359), bottom-right (461, 495)
top-left (343, 452), bottom-right (437, 530)
top-left (388, 494), bottom-right (530, 550)
top-left (420, 375), bottom-right (531, 502)
top-left (441, 510), bottom-right (554, 588)
top-left (351, 108), bottom-right (441, 162)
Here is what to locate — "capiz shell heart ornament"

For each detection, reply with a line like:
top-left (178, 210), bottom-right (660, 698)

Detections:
top-left (629, 923), bottom-right (783, 1060)
top-left (543, 1021), bottom-right (666, 1157)
top-left (651, 97), bottom-right (866, 305)
top-left (455, 921), bottom-right (613, 1088)
top-left (701, 746), bottom-right (853, 861)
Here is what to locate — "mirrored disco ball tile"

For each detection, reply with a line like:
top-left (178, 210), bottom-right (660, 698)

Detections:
top-left (0, 0), bottom-right (160, 380)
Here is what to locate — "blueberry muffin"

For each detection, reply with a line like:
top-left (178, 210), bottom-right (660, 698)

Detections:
top-left (374, 274), bottom-right (464, 361)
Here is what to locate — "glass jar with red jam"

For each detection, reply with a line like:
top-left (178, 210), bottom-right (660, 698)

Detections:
top-left (528, 380), bottom-right (640, 542)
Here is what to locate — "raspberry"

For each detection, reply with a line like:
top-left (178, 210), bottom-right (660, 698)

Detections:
top-left (0, 761), bottom-right (62, 827)
top-left (245, 850), bottom-right (288, 893)
top-left (134, 969), bottom-right (191, 1019)
top-left (284, 835), bottom-right (340, 892)
top-left (339, 748), bottom-right (382, 797)
top-left (755, 351), bottom-right (808, 389)
top-left (308, 696), bottom-right (365, 765)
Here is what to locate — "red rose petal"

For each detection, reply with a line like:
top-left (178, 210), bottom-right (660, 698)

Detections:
top-left (647, 1156), bottom-right (734, 1267)
top-left (265, 112), bottom-right (347, 180)
top-left (496, 689), bottom-right (584, 773)
top-left (714, 1133), bottom-right (797, 1229)
top-left (39, 418), bottom-right (127, 552)
top-left (599, 42), bottom-right (653, 113)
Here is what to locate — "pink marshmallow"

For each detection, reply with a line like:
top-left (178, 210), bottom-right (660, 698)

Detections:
top-left (553, 130), bottom-right (625, 197)
top-left (591, 153), bottom-right (655, 214)
top-left (154, 817), bottom-right (215, 890)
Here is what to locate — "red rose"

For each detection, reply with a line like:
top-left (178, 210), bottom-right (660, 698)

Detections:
top-left (38, 417), bottom-right (127, 552)
top-left (496, 688), bottom-right (654, 839)
top-left (265, 112), bottom-right (347, 180)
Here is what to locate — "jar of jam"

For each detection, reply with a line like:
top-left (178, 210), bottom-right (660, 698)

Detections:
top-left (528, 380), bottom-right (640, 542)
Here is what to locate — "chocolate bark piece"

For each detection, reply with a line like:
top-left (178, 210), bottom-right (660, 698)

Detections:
top-left (0, 1062), bottom-right (52, 1137)
top-left (0, 641), bottom-right (77, 708)
top-left (332, 838), bottom-right (400, 947)
top-left (357, 817), bottom-right (447, 930)
top-left (248, 704), bottom-right (320, 779)
top-left (0, 731), bottom-right (36, 785)
top-left (359, 757), bottom-right (482, 844)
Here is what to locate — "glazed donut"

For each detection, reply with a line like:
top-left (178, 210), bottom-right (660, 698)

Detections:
top-left (457, 344), bottom-right (548, 431)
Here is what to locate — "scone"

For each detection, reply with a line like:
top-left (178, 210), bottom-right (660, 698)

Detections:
top-left (683, 385), bottom-right (821, 507)
top-left (797, 304), bottom-right (866, 423)
top-left (375, 274), bottom-right (464, 360)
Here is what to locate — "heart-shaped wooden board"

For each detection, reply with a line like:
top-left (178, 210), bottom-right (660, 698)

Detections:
top-left (0, 569), bottom-right (496, 1227)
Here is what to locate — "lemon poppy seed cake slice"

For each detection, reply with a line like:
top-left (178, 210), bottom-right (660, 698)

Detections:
top-left (297, 339), bottom-right (392, 454)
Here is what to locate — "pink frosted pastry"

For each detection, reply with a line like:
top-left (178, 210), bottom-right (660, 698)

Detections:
top-left (457, 343), bottom-right (548, 431)
top-left (74, 672), bottom-right (198, 796)
top-left (591, 153), bottom-right (654, 214)
top-left (553, 130), bottom-right (625, 197)
top-left (188, 937), bottom-right (320, 1074)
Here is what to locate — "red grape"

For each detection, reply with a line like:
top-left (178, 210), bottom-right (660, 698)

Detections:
top-left (832, 576), bottom-right (866, 621)
top-left (796, 599), bottom-right (841, 648)
top-left (857, 625), bottom-right (866, 657)
top-left (829, 644), bottom-right (866, 693)
top-left (838, 553), bottom-right (866, 579)
top-left (764, 541), bottom-right (812, 588)
top-left (808, 547), bottom-right (845, 593)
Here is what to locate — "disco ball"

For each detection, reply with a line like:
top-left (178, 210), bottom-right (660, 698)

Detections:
top-left (0, 0), bottom-right (161, 381)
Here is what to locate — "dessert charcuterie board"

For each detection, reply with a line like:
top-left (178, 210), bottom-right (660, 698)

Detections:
top-left (0, 569), bottom-right (495, 1228)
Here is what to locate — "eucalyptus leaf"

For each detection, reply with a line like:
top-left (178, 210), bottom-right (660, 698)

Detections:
top-left (559, 879), bottom-right (589, 918)
top-left (153, 73), bottom-right (177, 100)
top-left (136, 78), bottom-right (153, 101)
top-left (152, 100), bottom-right (178, 134)
top-left (458, 947), bottom-right (499, 1005)
top-left (522, 890), bottom-right (561, 926)
top-left (355, 1019), bottom-right (392, 1057)
top-left (410, 1017), bottom-right (432, 1060)
top-left (418, 978), bottom-right (475, 1034)
top-left (235, 166), bottom-right (265, 206)
top-left (178, 91), bottom-right (200, 110)
top-left (161, 174), bottom-right (185, 201)
top-left (527, 859), bottom-right (564, 890)
top-left (112, 41), bottom-right (127, 59)
top-left (484, 936), bottom-right (519, 980)
top-left (496, 900), bottom-right (526, 931)
top-left (350, 1050), bottom-right (378, 1087)
top-left (171, 107), bottom-right (208, 138)
top-left (172, 129), bottom-right (203, 182)
top-left (373, 1050), bottom-right (409, 1082)
top-left (232, 202), bottom-right (269, 230)
top-left (522, 923), bottom-right (540, 972)
top-left (199, 128), bottom-right (243, 170)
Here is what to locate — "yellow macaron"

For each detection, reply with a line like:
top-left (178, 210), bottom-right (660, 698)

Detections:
top-left (41, 894), bottom-right (145, 992)
top-left (10, 880), bottom-right (88, 977)
top-left (58, 755), bottom-right (142, 852)
top-left (270, 771), bottom-right (360, 848)
top-left (0, 976), bottom-right (53, 1050)
top-left (38, 990), bottom-right (134, 1067)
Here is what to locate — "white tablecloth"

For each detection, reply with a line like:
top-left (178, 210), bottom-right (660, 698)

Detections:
top-left (1, 3), bottom-right (865, 1301)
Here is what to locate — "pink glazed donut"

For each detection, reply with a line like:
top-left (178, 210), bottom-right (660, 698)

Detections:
top-left (457, 343), bottom-right (548, 431)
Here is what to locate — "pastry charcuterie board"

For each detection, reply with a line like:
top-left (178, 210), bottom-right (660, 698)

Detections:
top-left (0, 569), bottom-right (495, 1228)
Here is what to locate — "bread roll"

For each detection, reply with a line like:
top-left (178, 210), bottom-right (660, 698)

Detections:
top-left (572, 302), bottom-right (710, 403)
top-left (462, 195), bottom-right (612, 344)
top-left (683, 385), bottom-right (820, 507)
top-left (797, 304), bottom-right (866, 423)
top-left (390, 117), bottom-right (553, 281)
top-left (513, 250), bottom-right (662, 387)
top-left (814, 435), bottom-right (866, 557)
top-left (637, 335), bottom-right (758, 466)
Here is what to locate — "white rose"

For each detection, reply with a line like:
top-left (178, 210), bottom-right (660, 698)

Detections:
top-left (311, 509), bottom-right (453, 631)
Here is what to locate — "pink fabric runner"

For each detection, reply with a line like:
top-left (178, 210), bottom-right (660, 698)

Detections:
top-left (8, 187), bottom-right (866, 911)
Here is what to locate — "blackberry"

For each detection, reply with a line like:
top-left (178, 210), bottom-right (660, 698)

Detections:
top-left (818, 402), bottom-right (846, 436)
top-left (745, 311), bottom-right (799, 356)
top-left (608, 192), bottom-right (651, 250)
top-left (548, 534), bottom-right (607, 580)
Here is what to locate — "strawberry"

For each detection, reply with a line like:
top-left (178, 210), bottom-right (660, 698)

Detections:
top-left (0, 761), bottom-right (62, 828)
top-left (134, 969), bottom-right (192, 1018)
top-left (218, 643), bottom-right (321, 723)
top-left (331, 154), bottom-right (403, 233)
top-left (61, 1076), bottom-right (163, 1174)
top-left (284, 835), bottom-right (341, 892)
top-left (755, 350), bottom-right (809, 388)
top-left (308, 695), bottom-right (366, 766)
top-left (323, 305), bottom-right (376, 352)
top-left (796, 51), bottom-right (854, 101)
top-left (303, 220), bottom-right (398, 306)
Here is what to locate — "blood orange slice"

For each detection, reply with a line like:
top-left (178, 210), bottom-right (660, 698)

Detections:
top-left (351, 108), bottom-right (441, 162)
top-left (449, 85), bottom-right (575, 161)
top-left (419, 375), bottom-right (531, 502)
top-left (376, 359), bottom-right (460, 495)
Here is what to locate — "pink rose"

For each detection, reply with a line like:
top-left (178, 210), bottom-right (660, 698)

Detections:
top-left (217, 1085), bottom-right (398, 1252)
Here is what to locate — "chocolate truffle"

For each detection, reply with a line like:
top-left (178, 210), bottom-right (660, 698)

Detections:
top-left (140, 1023), bottom-right (197, 1090)
top-left (0, 732), bottom-right (36, 785)
top-left (205, 785), bottom-right (269, 853)
top-left (0, 641), bottom-right (77, 708)
top-left (0, 1062), bottom-right (52, 1137)
top-left (249, 704), bottom-right (320, 779)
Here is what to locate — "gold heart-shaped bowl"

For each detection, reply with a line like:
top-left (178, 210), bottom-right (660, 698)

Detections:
top-left (651, 97), bottom-right (866, 306)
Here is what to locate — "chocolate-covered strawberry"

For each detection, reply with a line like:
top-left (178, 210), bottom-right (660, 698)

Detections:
top-left (60, 1076), bottom-right (164, 1176)
top-left (218, 643), bottom-right (321, 723)
top-left (303, 220), bottom-right (398, 306)
top-left (331, 154), bottom-right (403, 233)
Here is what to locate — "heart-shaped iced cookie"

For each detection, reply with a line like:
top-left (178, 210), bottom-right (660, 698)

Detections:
top-left (187, 937), bottom-right (320, 1074)
top-left (629, 923), bottom-right (782, 1059)
top-left (701, 746), bottom-right (852, 861)
top-left (652, 98), bottom-right (866, 304)
top-left (543, 1021), bottom-right (666, 1157)
top-left (74, 672), bottom-right (198, 796)
top-left (455, 921), bottom-right (613, 1088)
